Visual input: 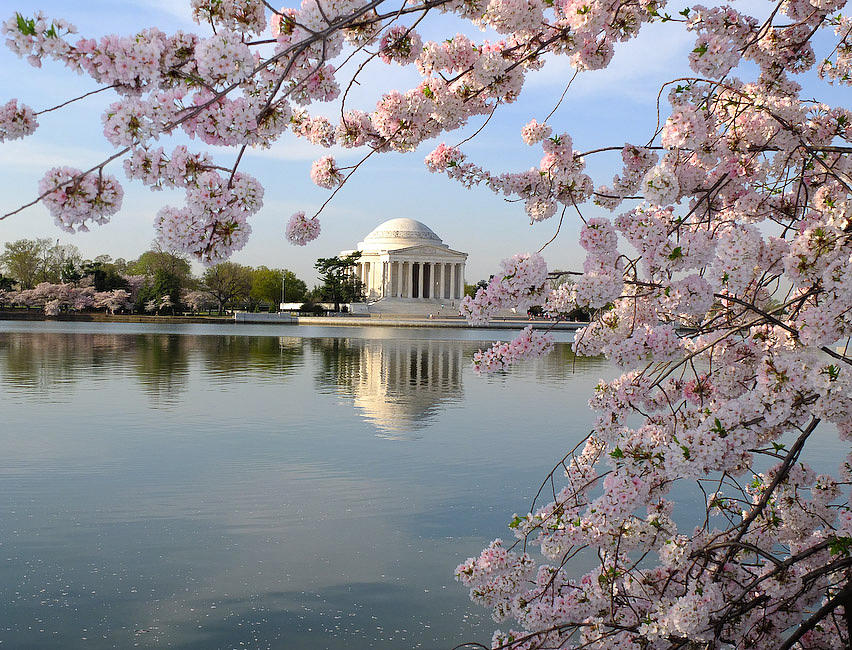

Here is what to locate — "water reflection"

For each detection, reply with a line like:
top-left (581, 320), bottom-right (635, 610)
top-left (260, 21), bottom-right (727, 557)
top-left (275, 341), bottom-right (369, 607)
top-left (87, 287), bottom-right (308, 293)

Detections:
top-left (0, 332), bottom-right (305, 407)
top-left (0, 330), bottom-right (602, 431)
top-left (310, 337), bottom-right (470, 437)
top-left (0, 324), bottom-right (612, 650)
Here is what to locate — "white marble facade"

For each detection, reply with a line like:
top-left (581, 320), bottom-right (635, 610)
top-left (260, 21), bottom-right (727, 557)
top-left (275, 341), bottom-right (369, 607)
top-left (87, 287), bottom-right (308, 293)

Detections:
top-left (342, 218), bottom-right (467, 306)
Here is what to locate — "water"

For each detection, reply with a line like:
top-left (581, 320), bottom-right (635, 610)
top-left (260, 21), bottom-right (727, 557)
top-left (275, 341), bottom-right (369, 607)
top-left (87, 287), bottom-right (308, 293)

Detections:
top-left (0, 321), bottom-right (609, 649)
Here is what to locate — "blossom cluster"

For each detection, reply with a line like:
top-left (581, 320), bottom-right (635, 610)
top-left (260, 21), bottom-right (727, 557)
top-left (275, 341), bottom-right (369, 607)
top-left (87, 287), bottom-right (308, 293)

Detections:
top-left (190, 0), bottom-right (267, 35)
top-left (123, 145), bottom-right (212, 190)
top-left (285, 211), bottom-right (321, 246)
top-left (378, 25), bottom-right (423, 64)
top-left (460, 253), bottom-right (548, 325)
top-left (426, 129), bottom-right (595, 223)
top-left (0, 98), bottom-right (37, 141)
top-left (155, 170), bottom-right (263, 264)
top-left (310, 155), bottom-right (343, 189)
top-left (38, 167), bottom-right (124, 233)
top-left (450, 3), bottom-right (852, 638)
top-left (471, 326), bottom-right (554, 373)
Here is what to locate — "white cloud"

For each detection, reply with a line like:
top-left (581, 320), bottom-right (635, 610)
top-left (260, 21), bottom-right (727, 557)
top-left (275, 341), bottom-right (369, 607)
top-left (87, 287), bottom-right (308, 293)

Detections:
top-left (527, 25), bottom-right (695, 103)
top-left (0, 140), bottom-right (112, 172)
top-left (127, 0), bottom-right (196, 25)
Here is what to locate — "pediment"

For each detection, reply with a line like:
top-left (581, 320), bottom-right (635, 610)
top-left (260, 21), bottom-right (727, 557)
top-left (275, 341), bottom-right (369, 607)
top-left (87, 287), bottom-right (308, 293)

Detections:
top-left (389, 245), bottom-right (467, 258)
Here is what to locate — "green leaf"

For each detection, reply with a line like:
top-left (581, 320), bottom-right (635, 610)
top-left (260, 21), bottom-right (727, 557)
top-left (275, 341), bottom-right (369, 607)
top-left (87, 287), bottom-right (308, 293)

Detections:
top-left (830, 537), bottom-right (852, 556)
top-left (508, 514), bottom-right (526, 529)
top-left (610, 446), bottom-right (625, 459)
top-left (824, 364), bottom-right (840, 381)
top-left (16, 13), bottom-right (37, 36)
top-left (667, 246), bottom-right (683, 261)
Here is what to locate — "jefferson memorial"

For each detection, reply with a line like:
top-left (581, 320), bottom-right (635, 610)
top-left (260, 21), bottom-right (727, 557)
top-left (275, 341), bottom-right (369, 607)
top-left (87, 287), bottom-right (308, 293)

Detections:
top-left (342, 218), bottom-right (468, 314)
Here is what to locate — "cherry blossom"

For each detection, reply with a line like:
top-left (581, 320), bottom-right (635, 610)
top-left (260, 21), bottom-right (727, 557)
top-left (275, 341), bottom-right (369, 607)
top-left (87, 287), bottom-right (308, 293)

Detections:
top-left (38, 167), bottom-right (124, 233)
top-left (0, 98), bottom-right (37, 141)
top-left (285, 211), bottom-right (321, 246)
top-left (472, 326), bottom-right (554, 373)
top-left (310, 155), bottom-right (343, 189)
top-left (378, 25), bottom-right (423, 64)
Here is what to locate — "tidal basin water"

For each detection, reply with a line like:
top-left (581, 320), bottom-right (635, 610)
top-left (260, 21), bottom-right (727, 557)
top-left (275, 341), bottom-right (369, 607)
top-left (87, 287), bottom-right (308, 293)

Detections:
top-left (0, 321), bottom-right (605, 649)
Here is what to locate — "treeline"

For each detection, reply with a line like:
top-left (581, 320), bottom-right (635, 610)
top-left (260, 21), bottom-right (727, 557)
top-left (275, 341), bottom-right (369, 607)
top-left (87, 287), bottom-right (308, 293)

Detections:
top-left (0, 238), bottom-right (309, 316)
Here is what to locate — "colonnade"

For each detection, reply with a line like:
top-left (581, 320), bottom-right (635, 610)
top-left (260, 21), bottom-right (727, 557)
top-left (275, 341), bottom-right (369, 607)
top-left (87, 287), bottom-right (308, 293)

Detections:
top-left (353, 259), bottom-right (465, 300)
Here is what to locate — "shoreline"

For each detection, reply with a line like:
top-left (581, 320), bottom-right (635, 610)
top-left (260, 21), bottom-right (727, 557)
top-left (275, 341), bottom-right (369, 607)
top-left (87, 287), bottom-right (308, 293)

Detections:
top-left (291, 315), bottom-right (586, 329)
top-left (0, 311), bottom-right (233, 325)
top-left (0, 310), bottom-right (588, 330)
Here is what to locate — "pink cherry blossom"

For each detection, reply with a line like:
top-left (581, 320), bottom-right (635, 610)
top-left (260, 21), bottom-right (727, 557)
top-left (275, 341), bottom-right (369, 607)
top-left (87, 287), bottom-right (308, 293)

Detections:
top-left (310, 155), bottom-right (343, 189)
top-left (0, 98), bottom-right (38, 141)
top-left (285, 211), bottom-right (321, 246)
top-left (38, 167), bottom-right (124, 232)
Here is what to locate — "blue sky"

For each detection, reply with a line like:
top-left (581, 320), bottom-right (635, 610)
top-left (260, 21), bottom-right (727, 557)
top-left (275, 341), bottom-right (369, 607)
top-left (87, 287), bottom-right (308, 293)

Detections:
top-left (0, 1), bottom-right (845, 285)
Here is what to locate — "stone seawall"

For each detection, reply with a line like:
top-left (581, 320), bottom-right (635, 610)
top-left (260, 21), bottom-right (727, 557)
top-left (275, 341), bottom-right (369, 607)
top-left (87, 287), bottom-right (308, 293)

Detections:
top-left (292, 315), bottom-right (587, 329)
top-left (0, 310), bottom-right (588, 330)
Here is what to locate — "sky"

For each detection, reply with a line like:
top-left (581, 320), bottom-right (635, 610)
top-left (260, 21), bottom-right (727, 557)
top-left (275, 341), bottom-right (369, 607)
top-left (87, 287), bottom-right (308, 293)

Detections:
top-left (0, 0), bottom-right (847, 286)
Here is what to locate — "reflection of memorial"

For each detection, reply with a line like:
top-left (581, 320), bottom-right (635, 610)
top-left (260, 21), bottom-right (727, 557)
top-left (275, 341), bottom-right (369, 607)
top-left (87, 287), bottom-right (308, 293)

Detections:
top-left (313, 338), bottom-right (465, 436)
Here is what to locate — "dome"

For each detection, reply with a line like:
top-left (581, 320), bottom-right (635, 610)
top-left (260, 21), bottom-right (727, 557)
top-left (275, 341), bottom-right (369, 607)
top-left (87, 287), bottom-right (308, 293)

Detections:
top-left (358, 218), bottom-right (447, 252)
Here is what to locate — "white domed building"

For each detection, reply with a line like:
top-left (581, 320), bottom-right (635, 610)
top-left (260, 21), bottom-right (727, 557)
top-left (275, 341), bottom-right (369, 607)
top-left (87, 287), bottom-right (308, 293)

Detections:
top-left (341, 218), bottom-right (468, 314)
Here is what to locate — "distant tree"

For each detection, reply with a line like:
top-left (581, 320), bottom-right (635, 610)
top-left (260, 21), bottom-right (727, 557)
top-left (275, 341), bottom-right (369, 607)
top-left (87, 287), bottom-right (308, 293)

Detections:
top-left (464, 279), bottom-right (488, 298)
top-left (60, 259), bottom-right (82, 284)
top-left (45, 243), bottom-right (81, 284)
top-left (183, 289), bottom-right (216, 314)
top-left (281, 269), bottom-right (307, 304)
top-left (94, 289), bottom-right (132, 314)
top-left (128, 249), bottom-right (192, 285)
top-left (0, 239), bottom-right (48, 288)
top-left (0, 238), bottom-right (81, 288)
top-left (547, 272), bottom-right (590, 321)
top-left (0, 273), bottom-right (14, 291)
top-left (314, 252), bottom-right (362, 312)
top-left (128, 249), bottom-right (193, 314)
top-left (112, 258), bottom-right (129, 274)
top-left (82, 260), bottom-right (129, 292)
top-left (202, 262), bottom-right (253, 315)
top-left (251, 266), bottom-right (307, 308)
top-left (0, 239), bottom-right (44, 288)
top-left (136, 269), bottom-right (185, 314)
top-left (250, 266), bottom-right (282, 309)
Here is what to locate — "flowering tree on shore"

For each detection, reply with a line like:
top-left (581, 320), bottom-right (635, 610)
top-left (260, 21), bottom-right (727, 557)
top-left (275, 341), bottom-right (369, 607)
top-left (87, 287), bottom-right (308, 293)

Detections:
top-left (5, 282), bottom-right (134, 315)
top-left (2, 0), bottom-right (852, 647)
